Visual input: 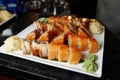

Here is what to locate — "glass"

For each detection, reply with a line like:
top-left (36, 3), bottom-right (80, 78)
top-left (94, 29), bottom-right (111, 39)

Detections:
top-left (54, 0), bottom-right (70, 15)
top-left (25, 0), bottom-right (42, 13)
top-left (25, 0), bottom-right (70, 16)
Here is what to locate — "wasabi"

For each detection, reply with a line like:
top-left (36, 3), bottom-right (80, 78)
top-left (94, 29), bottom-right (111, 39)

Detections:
top-left (86, 54), bottom-right (98, 62)
top-left (83, 54), bottom-right (98, 73)
top-left (83, 60), bottom-right (98, 73)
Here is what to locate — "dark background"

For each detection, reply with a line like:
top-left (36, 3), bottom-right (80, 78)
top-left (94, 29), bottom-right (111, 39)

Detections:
top-left (67, 0), bottom-right (97, 18)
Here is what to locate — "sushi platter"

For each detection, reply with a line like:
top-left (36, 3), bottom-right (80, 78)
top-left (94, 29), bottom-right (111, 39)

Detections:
top-left (0, 15), bottom-right (105, 77)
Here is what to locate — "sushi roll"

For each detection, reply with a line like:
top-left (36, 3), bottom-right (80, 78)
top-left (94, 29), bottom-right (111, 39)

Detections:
top-left (34, 21), bottom-right (41, 29)
top-left (68, 33), bottom-right (78, 47)
top-left (48, 24), bottom-right (61, 42)
top-left (48, 16), bottom-right (55, 23)
top-left (21, 39), bottom-right (31, 55)
top-left (38, 43), bottom-right (43, 57)
top-left (38, 31), bottom-right (49, 42)
top-left (58, 45), bottom-right (69, 62)
top-left (55, 16), bottom-right (63, 24)
top-left (31, 40), bottom-right (40, 56)
top-left (68, 47), bottom-right (82, 64)
top-left (88, 38), bottom-right (99, 53)
top-left (39, 22), bottom-right (47, 32)
top-left (51, 33), bottom-right (65, 45)
top-left (78, 36), bottom-right (88, 51)
top-left (26, 32), bottom-right (36, 40)
top-left (41, 42), bottom-right (48, 58)
top-left (48, 43), bottom-right (58, 60)
top-left (34, 21), bottom-right (47, 33)
top-left (77, 27), bottom-right (89, 38)
top-left (54, 22), bottom-right (64, 32)
top-left (26, 29), bottom-right (41, 40)
top-left (64, 25), bottom-right (71, 32)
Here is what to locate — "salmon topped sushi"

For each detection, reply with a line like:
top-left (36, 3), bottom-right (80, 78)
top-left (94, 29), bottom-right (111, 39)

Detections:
top-left (88, 38), bottom-right (99, 53)
top-left (68, 47), bottom-right (82, 64)
top-left (77, 27), bottom-right (89, 38)
top-left (26, 29), bottom-right (41, 40)
top-left (38, 31), bottom-right (49, 42)
top-left (68, 33), bottom-right (78, 47)
top-left (78, 36), bottom-right (88, 51)
top-left (51, 33), bottom-right (65, 45)
top-left (58, 45), bottom-right (69, 62)
top-left (48, 43), bottom-right (58, 60)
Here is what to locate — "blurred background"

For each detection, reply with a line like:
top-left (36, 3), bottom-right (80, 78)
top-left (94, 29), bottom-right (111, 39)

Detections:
top-left (0, 0), bottom-right (97, 17)
top-left (0, 0), bottom-right (120, 40)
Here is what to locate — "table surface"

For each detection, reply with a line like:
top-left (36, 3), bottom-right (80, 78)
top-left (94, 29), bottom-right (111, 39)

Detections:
top-left (0, 12), bottom-right (120, 80)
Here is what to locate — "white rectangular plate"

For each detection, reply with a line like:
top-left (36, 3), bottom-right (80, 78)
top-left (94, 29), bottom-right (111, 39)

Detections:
top-left (0, 23), bottom-right (105, 78)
